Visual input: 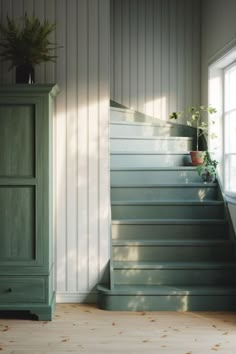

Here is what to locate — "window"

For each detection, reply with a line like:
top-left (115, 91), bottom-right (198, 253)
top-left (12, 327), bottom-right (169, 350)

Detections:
top-left (224, 63), bottom-right (236, 196)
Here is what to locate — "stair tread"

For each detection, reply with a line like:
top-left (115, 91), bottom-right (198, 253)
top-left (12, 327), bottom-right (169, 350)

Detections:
top-left (112, 240), bottom-right (231, 246)
top-left (110, 119), bottom-right (173, 127)
top-left (98, 284), bottom-right (236, 295)
top-left (111, 200), bottom-right (223, 206)
top-left (111, 135), bottom-right (192, 141)
top-left (113, 261), bottom-right (236, 269)
top-left (111, 183), bottom-right (218, 188)
top-left (112, 218), bottom-right (227, 225)
top-left (111, 166), bottom-right (198, 170)
top-left (111, 151), bottom-right (190, 155)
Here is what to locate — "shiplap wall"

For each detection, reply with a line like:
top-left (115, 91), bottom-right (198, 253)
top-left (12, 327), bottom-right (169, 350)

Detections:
top-left (0, 0), bottom-right (110, 303)
top-left (111, 0), bottom-right (201, 122)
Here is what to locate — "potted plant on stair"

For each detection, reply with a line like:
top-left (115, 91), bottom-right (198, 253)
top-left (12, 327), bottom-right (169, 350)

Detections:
top-left (196, 151), bottom-right (218, 183)
top-left (0, 14), bottom-right (60, 83)
top-left (170, 105), bottom-right (217, 165)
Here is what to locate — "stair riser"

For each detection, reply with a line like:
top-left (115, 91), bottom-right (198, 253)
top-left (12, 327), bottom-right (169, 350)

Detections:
top-left (114, 269), bottom-right (236, 285)
top-left (98, 293), bottom-right (236, 311)
top-left (110, 124), bottom-right (173, 137)
top-left (111, 186), bottom-right (218, 201)
top-left (112, 245), bottom-right (233, 262)
top-left (112, 224), bottom-right (228, 240)
top-left (112, 204), bottom-right (224, 219)
top-left (111, 154), bottom-right (191, 168)
top-left (111, 170), bottom-right (202, 184)
top-left (110, 138), bottom-right (192, 152)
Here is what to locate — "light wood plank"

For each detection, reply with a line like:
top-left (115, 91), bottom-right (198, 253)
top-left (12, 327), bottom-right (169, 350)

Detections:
top-left (0, 304), bottom-right (236, 354)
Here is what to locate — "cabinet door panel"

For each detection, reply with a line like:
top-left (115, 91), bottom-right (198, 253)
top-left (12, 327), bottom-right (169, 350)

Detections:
top-left (0, 187), bottom-right (35, 260)
top-left (0, 105), bottom-right (35, 177)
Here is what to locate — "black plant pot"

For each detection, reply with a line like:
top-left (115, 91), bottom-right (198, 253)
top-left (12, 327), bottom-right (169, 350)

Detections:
top-left (15, 64), bottom-right (35, 84)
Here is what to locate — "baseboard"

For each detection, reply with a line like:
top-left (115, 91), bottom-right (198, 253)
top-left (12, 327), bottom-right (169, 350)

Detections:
top-left (56, 292), bottom-right (97, 303)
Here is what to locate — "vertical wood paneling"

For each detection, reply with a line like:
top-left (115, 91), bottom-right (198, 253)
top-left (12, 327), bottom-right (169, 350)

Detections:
top-left (55, 0), bottom-right (67, 294)
top-left (98, 0), bottom-right (110, 279)
top-left (184, 0), bottom-right (192, 109)
top-left (177, 0), bottom-right (185, 112)
top-left (114, 0), bottom-right (122, 103)
top-left (161, 0), bottom-right (169, 119)
top-left (77, 0), bottom-right (89, 293)
top-left (153, 0), bottom-right (161, 117)
top-left (137, 0), bottom-right (145, 112)
top-left (88, 0), bottom-right (99, 290)
top-left (0, 0), bottom-right (110, 302)
top-left (122, 0), bottom-right (130, 107)
top-left (111, 0), bottom-right (201, 121)
top-left (169, 0), bottom-right (177, 114)
top-left (145, 0), bottom-right (154, 116)
top-left (130, 0), bottom-right (138, 109)
top-left (66, 0), bottom-right (77, 293)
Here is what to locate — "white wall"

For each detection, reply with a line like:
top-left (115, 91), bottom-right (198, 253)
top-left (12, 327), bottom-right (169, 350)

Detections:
top-left (0, 0), bottom-right (110, 303)
top-left (111, 0), bottom-right (201, 122)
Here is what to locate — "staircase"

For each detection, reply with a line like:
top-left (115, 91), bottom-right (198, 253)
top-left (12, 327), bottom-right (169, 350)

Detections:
top-left (97, 103), bottom-right (236, 311)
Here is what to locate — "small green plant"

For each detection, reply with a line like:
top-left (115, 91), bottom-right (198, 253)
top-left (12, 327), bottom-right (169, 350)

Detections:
top-left (0, 13), bottom-right (59, 69)
top-left (196, 152), bottom-right (218, 183)
top-left (170, 105), bottom-right (217, 151)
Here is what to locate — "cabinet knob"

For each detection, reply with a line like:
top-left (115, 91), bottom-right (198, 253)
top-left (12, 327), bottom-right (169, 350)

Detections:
top-left (7, 288), bottom-right (12, 293)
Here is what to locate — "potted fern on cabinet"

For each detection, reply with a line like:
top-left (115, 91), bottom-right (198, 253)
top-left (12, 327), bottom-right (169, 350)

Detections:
top-left (0, 14), bottom-right (60, 83)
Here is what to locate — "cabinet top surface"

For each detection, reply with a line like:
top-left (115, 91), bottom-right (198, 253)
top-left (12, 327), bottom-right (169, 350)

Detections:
top-left (0, 84), bottom-right (59, 96)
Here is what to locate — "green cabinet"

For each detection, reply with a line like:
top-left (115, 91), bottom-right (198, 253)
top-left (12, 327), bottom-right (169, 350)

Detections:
top-left (0, 85), bottom-right (59, 320)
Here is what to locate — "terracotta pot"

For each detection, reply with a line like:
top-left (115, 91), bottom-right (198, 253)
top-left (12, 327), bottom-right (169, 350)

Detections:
top-left (190, 151), bottom-right (206, 166)
top-left (16, 64), bottom-right (35, 83)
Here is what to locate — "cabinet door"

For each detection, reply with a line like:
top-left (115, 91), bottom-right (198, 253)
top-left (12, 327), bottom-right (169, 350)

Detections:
top-left (0, 97), bottom-right (49, 273)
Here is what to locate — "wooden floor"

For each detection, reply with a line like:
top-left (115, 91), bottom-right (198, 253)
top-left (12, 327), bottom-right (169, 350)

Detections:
top-left (0, 304), bottom-right (236, 353)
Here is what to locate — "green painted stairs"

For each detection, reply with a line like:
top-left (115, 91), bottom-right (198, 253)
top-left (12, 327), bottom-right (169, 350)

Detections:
top-left (97, 103), bottom-right (236, 311)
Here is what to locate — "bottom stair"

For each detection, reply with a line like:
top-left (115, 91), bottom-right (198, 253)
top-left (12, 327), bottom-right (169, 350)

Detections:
top-left (97, 284), bottom-right (236, 311)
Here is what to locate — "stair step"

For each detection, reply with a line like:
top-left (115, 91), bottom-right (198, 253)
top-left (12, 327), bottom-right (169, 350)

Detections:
top-left (97, 284), bottom-right (236, 311)
top-left (111, 167), bottom-right (203, 184)
top-left (111, 183), bottom-right (219, 201)
top-left (110, 121), bottom-right (174, 137)
top-left (110, 136), bottom-right (193, 152)
top-left (111, 152), bottom-right (192, 167)
top-left (112, 240), bottom-right (233, 262)
top-left (111, 201), bottom-right (224, 219)
top-left (113, 261), bottom-right (236, 286)
top-left (112, 219), bottom-right (228, 240)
